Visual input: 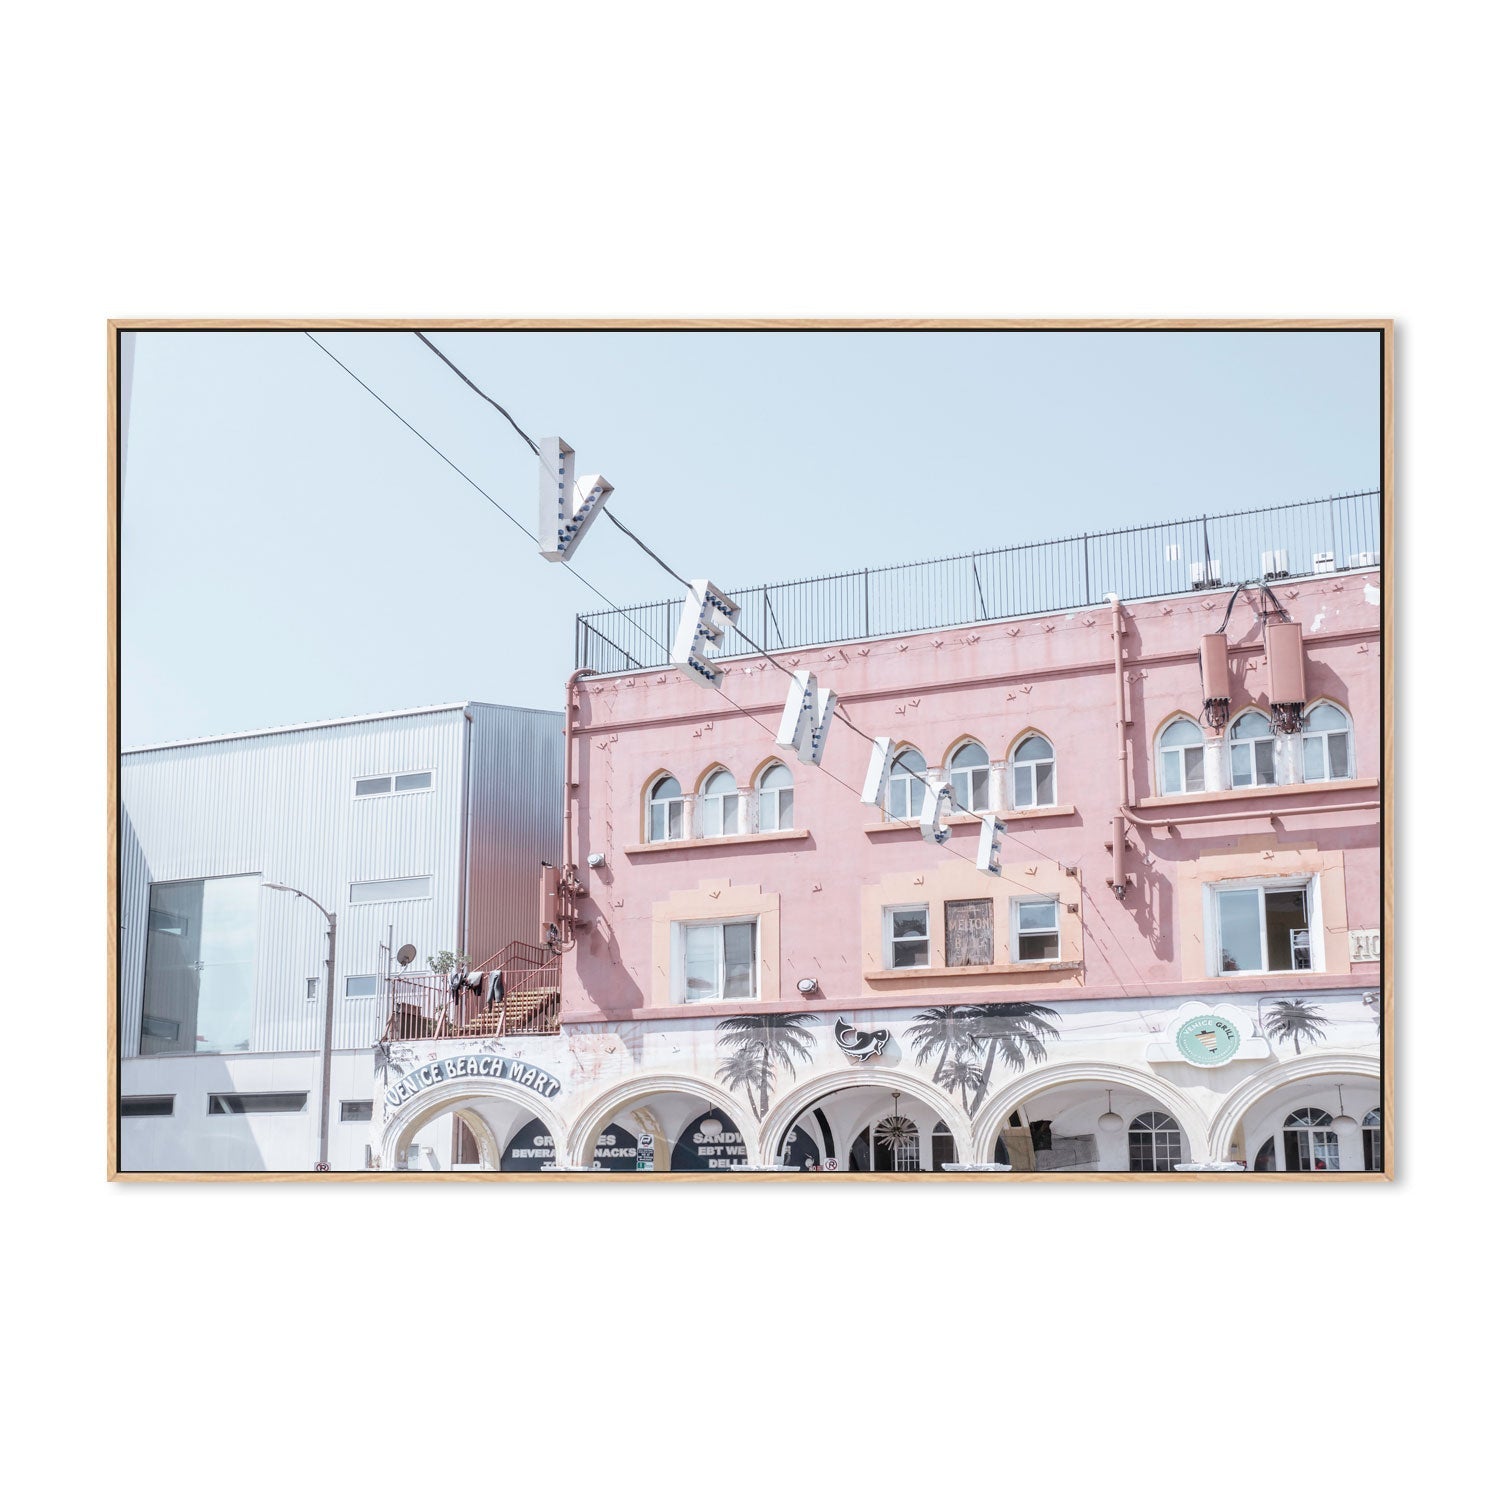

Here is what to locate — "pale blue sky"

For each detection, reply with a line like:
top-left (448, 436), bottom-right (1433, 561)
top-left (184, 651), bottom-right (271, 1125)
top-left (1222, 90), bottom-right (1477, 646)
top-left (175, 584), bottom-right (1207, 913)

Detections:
top-left (121, 329), bottom-right (1380, 746)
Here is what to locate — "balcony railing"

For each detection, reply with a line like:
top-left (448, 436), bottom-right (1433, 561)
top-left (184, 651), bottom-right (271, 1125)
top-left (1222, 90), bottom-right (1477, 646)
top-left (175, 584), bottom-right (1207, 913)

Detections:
top-left (574, 489), bottom-right (1381, 674)
top-left (382, 940), bottom-right (562, 1041)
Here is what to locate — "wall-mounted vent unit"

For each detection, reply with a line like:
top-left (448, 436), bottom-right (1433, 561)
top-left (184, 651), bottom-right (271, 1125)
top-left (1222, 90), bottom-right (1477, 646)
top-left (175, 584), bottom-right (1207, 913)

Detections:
top-left (1261, 549), bottom-right (1289, 579)
top-left (1190, 560), bottom-right (1222, 589)
top-left (1349, 550), bottom-right (1379, 568)
top-left (1312, 552), bottom-right (1336, 574)
top-left (1199, 633), bottom-right (1231, 730)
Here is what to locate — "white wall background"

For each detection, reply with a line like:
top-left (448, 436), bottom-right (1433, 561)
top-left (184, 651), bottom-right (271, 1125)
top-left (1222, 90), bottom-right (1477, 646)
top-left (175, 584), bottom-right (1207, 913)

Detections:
top-left (3, 5), bottom-right (1485, 1499)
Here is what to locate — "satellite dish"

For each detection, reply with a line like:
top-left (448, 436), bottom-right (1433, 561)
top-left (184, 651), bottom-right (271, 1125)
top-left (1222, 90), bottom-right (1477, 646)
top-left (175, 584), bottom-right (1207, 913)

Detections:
top-left (396, 944), bottom-right (417, 968)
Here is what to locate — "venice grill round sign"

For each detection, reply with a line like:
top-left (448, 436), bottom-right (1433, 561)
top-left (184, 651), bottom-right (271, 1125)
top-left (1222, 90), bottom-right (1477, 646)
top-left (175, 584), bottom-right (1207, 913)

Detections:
top-left (1174, 1014), bottom-right (1241, 1067)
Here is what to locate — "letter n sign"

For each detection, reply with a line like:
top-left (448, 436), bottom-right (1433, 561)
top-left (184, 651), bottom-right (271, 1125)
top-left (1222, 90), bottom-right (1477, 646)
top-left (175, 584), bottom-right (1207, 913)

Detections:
top-left (538, 437), bottom-right (614, 562)
top-left (776, 671), bottom-right (838, 764)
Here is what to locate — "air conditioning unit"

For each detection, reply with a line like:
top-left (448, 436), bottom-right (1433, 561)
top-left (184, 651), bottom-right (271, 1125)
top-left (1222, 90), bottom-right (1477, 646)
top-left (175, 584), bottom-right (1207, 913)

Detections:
top-left (1261, 549), bottom-right (1289, 579)
top-left (1312, 551), bottom-right (1336, 574)
top-left (1190, 560), bottom-right (1222, 589)
top-left (1348, 550), bottom-right (1379, 568)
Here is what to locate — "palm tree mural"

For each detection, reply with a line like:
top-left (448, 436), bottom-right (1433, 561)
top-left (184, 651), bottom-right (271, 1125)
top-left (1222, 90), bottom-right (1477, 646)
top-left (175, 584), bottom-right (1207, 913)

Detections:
top-left (1263, 999), bottom-right (1329, 1055)
top-left (715, 1013), bottom-right (817, 1120)
top-left (904, 1002), bottom-right (1060, 1118)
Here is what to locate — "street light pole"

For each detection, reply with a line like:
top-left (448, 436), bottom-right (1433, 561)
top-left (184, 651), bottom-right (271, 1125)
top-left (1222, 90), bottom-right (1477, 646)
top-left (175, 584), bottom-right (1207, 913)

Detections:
top-left (265, 883), bottom-right (337, 1170)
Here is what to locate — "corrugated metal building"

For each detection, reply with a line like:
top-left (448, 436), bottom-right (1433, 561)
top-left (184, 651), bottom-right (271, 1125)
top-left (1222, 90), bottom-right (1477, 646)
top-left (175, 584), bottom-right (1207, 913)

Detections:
top-left (118, 701), bottom-right (562, 1170)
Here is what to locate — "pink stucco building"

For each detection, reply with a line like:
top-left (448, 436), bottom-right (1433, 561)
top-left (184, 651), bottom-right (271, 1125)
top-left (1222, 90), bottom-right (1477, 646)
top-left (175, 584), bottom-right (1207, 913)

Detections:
top-left (371, 496), bottom-right (1385, 1174)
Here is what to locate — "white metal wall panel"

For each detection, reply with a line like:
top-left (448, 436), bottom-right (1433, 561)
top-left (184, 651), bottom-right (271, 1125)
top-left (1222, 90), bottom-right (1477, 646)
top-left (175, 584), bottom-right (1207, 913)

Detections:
top-left (463, 704), bottom-right (565, 963)
top-left (120, 707), bottom-right (469, 1057)
top-left (118, 807), bottom-right (152, 1058)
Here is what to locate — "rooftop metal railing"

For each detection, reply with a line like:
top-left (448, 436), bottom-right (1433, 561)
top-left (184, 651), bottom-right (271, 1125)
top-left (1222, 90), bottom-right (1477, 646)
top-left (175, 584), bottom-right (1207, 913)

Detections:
top-left (382, 941), bottom-right (562, 1042)
top-left (574, 489), bottom-right (1381, 674)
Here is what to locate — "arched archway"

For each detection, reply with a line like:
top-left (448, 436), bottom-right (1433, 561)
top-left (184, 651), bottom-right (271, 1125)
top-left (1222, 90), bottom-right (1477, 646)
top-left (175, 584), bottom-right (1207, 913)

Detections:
top-left (378, 1076), bottom-right (568, 1172)
top-left (759, 1067), bottom-right (974, 1169)
top-left (1206, 1052), bottom-right (1379, 1167)
top-left (565, 1073), bottom-right (761, 1171)
top-left (970, 1063), bottom-right (1211, 1167)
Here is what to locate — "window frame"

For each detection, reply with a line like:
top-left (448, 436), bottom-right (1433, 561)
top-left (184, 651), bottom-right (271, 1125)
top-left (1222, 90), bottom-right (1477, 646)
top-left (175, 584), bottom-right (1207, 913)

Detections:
top-left (883, 904), bottom-right (932, 970)
top-left (1011, 897), bottom-right (1061, 963)
top-left (647, 774), bottom-right (687, 844)
top-left (756, 761), bottom-right (795, 832)
top-left (1283, 1107), bottom-right (1340, 1171)
top-left (344, 974), bottom-right (379, 1000)
top-left (947, 741), bottom-right (994, 814)
top-left (1009, 735), bottom-right (1057, 810)
top-left (673, 917), bottom-right (760, 1003)
top-left (353, 769), bottom-right (435, 799)
top-left (885, 747), bottom-right (928, 821)
top-left (1127, 1111), bottom-right (1184, 1172)
top-left (1228, 710), bottom-right (1278, 789)
top-left (1301, 701), bottom-right (1354, 783)
top-left (1157, 716), bottom-right (1208, 796)
top-left (698, 768), bottom-right (741, 839)
top-left (1206, 876), bottom-right (1321, 976)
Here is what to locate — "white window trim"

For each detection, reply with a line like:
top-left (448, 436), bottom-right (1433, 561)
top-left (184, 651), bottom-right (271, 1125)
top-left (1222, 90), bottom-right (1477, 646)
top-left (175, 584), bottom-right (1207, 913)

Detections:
top-left (757, 765), bottom-right (795, 833)
top-left (353, 769), bottom-right (435, 799)
top-left (883, 904), bottom-right (931, 970)
top-left (1010, 896), bottom-right (1061, 963)
top-left (1008, 738), bottom-right (1057, 811)
top-left (1156, 719), bottom-right (1212, 796)
top-left (1228, 713), bottom-right (1279, 789)
top-left (697, 772), bottom-right (742, 839)
top-left (1204, 874), bottom-right (1324, 977)
top-left (348, 875), bottom-right (434, 904)
top-left (1300, 703), bottom-right (1355, 783)
top-left (947, 744), bottom-right (995, 814)
top-left (671, 917), bottom-right (760, 1003)
top-left (885, 752), bottom-right (928, 822)
top-left (344, 974), bottom-right (380, 999)
top-left (647, 779), bottom-right (688, 843)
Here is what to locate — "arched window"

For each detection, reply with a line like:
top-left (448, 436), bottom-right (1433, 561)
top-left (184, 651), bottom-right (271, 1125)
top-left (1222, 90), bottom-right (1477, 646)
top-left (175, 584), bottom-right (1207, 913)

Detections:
top-left (886, 747), bottom-right (927, 820)
top-left (699, 768), bottom-right (740, 838)
top-left (948, 741), bottom-right (992, 812)
top-left (1011, 734), bottom-right (1056, 809)
top-left (1362, 1107), bottom-right (1382, 1172)
top-left (647, 775), bottom-right (685, 843)
top-left (1283, 1106), bottom-right (1339, 1171)
top-left (1303, 702), bottom-right (1353, 782)
top-left (757, 761), bottom-right (794, 832)
top-left (1157, 717), bottom-right (1206, 795)
top-left (1127, 1111), bottom-right (1183, 1172)
top-left (1230, 710), bottom-right (1276, 788)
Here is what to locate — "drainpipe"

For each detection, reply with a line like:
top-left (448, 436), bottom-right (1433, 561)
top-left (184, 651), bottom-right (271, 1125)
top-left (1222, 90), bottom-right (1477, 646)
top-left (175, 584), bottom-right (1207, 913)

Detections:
top-left (1107, 594), bottom-right (1130, 899)
top-left (1121, 799), bottom-right (1380, 832)
top-left (562, 668), bottom-right (597, 878)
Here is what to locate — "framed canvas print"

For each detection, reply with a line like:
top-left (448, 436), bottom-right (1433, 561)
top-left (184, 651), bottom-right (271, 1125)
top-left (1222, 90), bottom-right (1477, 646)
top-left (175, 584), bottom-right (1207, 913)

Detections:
top-left (108, 319), bottom-right (1392, 1180)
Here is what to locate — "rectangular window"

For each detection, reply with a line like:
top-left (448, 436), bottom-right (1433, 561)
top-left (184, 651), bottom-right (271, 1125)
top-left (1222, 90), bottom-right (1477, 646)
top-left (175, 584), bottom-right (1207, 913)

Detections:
top-left (885, 906), bottom-right (930, 969)
top-left (306, 977), bottom-right (318, 1000)
top-left (1212, 882), bottom-right (1314, 975)
top-left (140, 874), bottom-right (260, 1056)
top-left (349, 875), bottom-right (433, 904)
top-left (340, 1100), bottom-right (374, 1122)
top-left (944, 899), bottom-right (994, 967)
top-left (345, 975), bottom-right (379, 999)
top-left (678, 920), bottom-right (758, 1001)
top-left (1014, 899), bottom-right (1061, 962)
top-left (120, 1095), bottom-right (174, 1118)
top-left (207, 1092), bottom-right (308, 1114)
top-left (356, 771), bottom-right (434, 797)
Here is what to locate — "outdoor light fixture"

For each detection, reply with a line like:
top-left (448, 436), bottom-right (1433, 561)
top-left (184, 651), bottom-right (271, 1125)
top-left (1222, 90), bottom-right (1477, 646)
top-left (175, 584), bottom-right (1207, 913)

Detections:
top-left (586, 852), bottom-right (606, 869)
top-left (1097, 1090), bottom-right (1125, 1134)
top-left (1332, 1084), bottom-right (1358, 1134)
top-left (797, 977), bottom-right (818, 995)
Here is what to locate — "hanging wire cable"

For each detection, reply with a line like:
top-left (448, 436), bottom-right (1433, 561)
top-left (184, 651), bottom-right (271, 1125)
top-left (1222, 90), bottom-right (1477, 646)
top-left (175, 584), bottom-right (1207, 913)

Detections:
top-left (414, 331), bottom-right (540, 455)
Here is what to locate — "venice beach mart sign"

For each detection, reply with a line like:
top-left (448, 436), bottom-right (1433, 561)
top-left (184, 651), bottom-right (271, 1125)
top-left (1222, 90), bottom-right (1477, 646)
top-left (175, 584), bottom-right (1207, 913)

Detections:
top-left (534, 447), bottom-right (1004, 870)
top-left (384, 1055), bottom-right (562, 1110)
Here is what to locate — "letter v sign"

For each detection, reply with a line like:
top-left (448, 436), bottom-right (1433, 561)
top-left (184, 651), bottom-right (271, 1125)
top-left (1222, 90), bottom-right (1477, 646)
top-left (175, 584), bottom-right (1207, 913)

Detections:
top-left (537, 437), bottom-right (614, 562)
